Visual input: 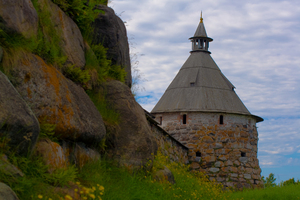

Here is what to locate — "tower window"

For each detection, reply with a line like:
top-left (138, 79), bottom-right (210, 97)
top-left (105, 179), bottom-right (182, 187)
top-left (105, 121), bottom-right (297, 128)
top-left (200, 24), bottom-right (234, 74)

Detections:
top-left (159, 116), bottom-right (162, 125)
top-left (220, 115), bottom-right (224, 125)
top-left (196, 151), bottom-right (201, 157)
top-left (183, 114), bottom-right (187, 124)
top-left (241, 152), bottom-right (246, 157)
top-left (190, 82), bottom-right (195, 87)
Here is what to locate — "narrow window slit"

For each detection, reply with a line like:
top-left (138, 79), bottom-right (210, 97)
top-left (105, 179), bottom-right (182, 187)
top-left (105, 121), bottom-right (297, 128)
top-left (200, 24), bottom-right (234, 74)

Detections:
top-left (183, 114), bottom-right (187, 124)
top-left (220, 115), bottom-right (224, 125)
top-left (241, 152), bottom-right (246, 157)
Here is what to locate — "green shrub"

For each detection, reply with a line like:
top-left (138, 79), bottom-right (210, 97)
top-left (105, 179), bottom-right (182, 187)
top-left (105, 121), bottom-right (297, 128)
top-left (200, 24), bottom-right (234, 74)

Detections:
top-left (64, 64), bottom-right (91, 85)
top-left (262, 173), bottom-right (277, 187)
top-left (32, 0), bottom-right (67, 68)
top-left (51, 0), bottom-right (106, 37)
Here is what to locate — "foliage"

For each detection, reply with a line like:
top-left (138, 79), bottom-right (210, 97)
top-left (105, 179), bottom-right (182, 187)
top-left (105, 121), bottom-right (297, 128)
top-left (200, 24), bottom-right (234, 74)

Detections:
top-left (131, 52), bottom-right (146, 96)
top-left (32, 0), bottom-right (68, 68)
top-left (0, 28), bottom-right (37, 74)
top-left (262, 173), bottom-right (277, 188)
top-left (88, 43), bottom-right (126, 83)
top-left (38, 120), bottom-right (60, 143)
top-left (279, 178), bottom-right (300, 187)
top-left (63, 65), bottom-right (91, 85)
top-left (51, 0), bottom-right (107, 37)
top-left (229, 184), bottom-right (300, 200)
top-left (86, 90), bottom-right (119, 126)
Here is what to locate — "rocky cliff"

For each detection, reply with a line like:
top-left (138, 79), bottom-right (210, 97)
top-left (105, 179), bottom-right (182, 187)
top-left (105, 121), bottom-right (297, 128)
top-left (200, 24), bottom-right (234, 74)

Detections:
top-left (0, 0), bottom-right (157, 198)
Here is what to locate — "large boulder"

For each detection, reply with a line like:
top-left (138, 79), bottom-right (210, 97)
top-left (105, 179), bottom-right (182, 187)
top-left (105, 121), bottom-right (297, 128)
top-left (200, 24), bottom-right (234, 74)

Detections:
top-left (9, 53), bottom-right (106, 145)
top-left (37, 0), bottom-right (85, 68)
top-left (92, 5), bottom-right (132, 87)
top-left (0, 0), bottom-right (38, 38)
top-left (35, 139), bottom-right (67, 173)
top-left (0, 182), bottom-right (19, 200)
top-left (104, 80), bottom-right (157, 169)
top-left (0, 71), bottom-right (39, 155)
top-left (153, 166), bottom-right (176, 184)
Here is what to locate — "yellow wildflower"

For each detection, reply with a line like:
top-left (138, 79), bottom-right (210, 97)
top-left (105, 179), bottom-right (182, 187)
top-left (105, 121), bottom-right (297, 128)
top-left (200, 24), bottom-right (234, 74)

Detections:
top-left (89, 194), bottom-right (96, 199)
top-left (38, 195), bottom-right (43, 199)
top-left (64, 195), bottom-right (73, 200)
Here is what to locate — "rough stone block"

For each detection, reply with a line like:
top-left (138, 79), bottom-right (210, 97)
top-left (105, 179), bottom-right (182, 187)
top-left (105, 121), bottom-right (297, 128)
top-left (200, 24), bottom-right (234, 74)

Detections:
top-left (225, 160), bottom-right (233, 166)
top-left (204, 155), bottom-right (216, 162)
top-left (239, 157), bottom-right (248, 163)
top-left (209, 168), bottom-right (220, 173)
top-left (218, 155), bottom-right (229, 161)
top-left (244, 174), bottom-right (251, 179)
top-left (214, 161), bottom-right (224, 168)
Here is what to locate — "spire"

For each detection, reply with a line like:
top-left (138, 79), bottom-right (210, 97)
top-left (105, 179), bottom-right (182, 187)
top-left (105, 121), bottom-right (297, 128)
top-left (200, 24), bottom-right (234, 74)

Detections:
top-left (193, 12), bottom-right (208, 37)
top-left (189, 12), bottom-right (213, 53)
top-left (200, 11), bottom-right (203, 23)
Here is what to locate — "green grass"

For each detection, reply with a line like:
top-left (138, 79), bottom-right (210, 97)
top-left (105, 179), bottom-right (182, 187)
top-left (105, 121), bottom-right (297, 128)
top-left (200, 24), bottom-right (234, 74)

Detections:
top-left (229, 184), bottom-right (300, 200)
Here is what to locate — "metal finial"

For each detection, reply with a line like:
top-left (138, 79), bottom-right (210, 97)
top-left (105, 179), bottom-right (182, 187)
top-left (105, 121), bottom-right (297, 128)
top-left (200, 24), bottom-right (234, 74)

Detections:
top-left (200, 11), bottom-right (203, 23)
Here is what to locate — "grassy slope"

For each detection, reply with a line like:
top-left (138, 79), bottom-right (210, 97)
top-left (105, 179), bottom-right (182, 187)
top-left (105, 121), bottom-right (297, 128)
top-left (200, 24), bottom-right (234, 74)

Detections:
top-left (229, 184), bottom-right (300, 200)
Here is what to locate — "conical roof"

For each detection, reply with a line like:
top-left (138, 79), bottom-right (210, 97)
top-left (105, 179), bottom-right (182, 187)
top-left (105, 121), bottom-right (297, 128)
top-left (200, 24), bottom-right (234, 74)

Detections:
top-left (151, 16), bottom-right (263, 122)
top-left (193, 20), bottom-right (207, 37)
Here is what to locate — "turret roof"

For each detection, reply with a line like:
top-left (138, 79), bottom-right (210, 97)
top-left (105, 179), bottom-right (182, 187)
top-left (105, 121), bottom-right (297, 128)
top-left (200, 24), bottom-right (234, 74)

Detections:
top-left (151, 15), bottom-right (263, 122)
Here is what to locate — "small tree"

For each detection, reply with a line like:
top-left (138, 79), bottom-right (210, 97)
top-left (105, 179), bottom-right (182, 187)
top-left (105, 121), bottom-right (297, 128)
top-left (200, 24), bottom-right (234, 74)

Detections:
top-left (262, 173), bottom-right (277, 187)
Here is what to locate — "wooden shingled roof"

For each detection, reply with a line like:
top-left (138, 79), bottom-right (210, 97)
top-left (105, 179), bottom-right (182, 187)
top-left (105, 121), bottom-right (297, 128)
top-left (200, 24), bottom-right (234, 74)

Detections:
top-left (151, 16), bottom-right (263, 122)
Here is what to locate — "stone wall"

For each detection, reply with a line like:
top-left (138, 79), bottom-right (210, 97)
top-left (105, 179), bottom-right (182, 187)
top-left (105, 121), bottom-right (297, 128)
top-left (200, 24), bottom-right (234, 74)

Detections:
top-left (153, 112), bottom-right (263, 188)
top-left (146, 113), bottom-right (189, 164)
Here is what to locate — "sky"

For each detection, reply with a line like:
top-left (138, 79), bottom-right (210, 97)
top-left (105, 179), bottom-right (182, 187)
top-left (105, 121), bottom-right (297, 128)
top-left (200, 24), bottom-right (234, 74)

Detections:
top-left (108, 0), bottom-right (300, 183)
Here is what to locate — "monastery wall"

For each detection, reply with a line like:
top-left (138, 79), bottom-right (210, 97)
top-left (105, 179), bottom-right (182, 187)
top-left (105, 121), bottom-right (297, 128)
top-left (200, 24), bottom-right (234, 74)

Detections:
top-left (154, 112), bottom-right (263, 188)
top-left (146, 116), bottom-right (189, 164)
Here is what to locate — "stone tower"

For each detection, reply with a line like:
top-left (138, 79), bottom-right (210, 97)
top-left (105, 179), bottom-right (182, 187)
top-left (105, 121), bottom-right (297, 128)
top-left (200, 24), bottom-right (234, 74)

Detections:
top-left (151, 14), bottom-right (263, 188)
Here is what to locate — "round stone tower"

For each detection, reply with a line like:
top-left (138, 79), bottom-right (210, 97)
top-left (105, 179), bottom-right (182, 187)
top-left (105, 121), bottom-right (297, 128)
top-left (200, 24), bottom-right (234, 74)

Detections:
top-left (151, 13), bottom-right (263, 188)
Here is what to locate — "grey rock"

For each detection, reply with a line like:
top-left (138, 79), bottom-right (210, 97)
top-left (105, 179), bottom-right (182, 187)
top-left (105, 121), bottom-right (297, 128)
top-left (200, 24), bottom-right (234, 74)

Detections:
top-left (195, 157), bottom-right (201, 162)
top-left (0, 71), bottom-right (39, 155)
top-left (239, 157), bottom-right (248, 163)
top-left (0, 0), bottom-right (38, 38)
top-left (230, 173), bottom-right (238, 178)
top-left (37, 0), bottom-right (85, 68)
top-left (0, 155), bottom-right (24, 177)
top-left (153, 166), bottom-right (176, 184)
top-left (105, 80), bottom-right (157, 170)
top-left (0, 46), bottom-right (3, 62)
top-left (92, 5), bottom-right (132, 87)
top-left (244, 174), bottom-right (251, 179)
top-left (209, 168), bottom-right (220, 173)
top-left (0, 182), bottom-right (19, 200)
top-left (10, 53), bottom-right (105, 145)
top-left (214, 161), bottom-right (221, 168)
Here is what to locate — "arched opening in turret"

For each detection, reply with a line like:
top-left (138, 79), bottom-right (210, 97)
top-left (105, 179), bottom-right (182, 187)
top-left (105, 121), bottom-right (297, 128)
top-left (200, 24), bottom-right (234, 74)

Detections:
top-left (200, 39), bottom-right (203, 49)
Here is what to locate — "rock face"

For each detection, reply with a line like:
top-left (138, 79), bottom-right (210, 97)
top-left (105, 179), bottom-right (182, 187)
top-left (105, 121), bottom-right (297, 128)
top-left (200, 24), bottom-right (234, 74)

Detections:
top-left (0, 182), bottom-right (19, 200)
top-left (153, 166), bottom-right (176, 184)
top-left (0, 0), bottom-right (38, 38)
top-left (105, 80), bottom-right (157, 169)
top-left (0, 71), bottom-right (39, 155)
top-left (9, 53), bottom-right (105, 145)
top-left (35, 139), bottom-right (67, 173)
top-left (37, 0), bottom-right (85, 68)
top-left (35, 139), bottom-right (100, 171)
top-left (0, 154), bottom-right (24, 177)
top-left (92, 5), bottom-right (132, 87)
